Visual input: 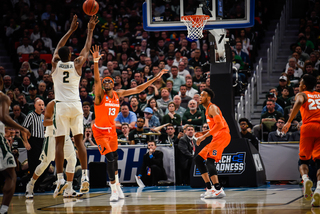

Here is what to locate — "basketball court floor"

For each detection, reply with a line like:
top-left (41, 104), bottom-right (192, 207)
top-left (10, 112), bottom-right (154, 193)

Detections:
top-left (2, 185), bottom-right (319, 213)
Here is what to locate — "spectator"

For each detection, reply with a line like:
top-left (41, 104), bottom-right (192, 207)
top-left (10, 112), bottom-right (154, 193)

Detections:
top-left (304, 61), bottom-right (319, 78)
top-left (189, 49), bottom-right (206, 68)
top-left (143, 107), bottom-right (160, 128)
top-left (276, 75), bottom-right (294, 98)
top-left (129, 117), bottom-right (148, 145)
top-left (138, 91), bottom-right (148, 109)
top-left (277, 87), bottom-right (292, 108)
top-left (6, 90), bottom-right (19, 109)
top-left (19, 77), bottom-right (34, 96)
top-left (161, 102), bottom-right (181, 127)
top-left (295, 45), bottom-right (309, 62)
top-left (26, 85), bottom-right (42, 110)
top-left (44, 90), bottom-right (54, 105)
top-left (316, 82), bottom-right (320, 92)
top-left (37, 82), bottom-right (47, 99)
top-left (167, 66), bottom-right (185, 92)
top-left (137, 141), bottom-right (167, 186)
top-left (107, 61), bottom-right (121, 78)
top-left (83, 102), bottom-right (95, 126)
top-left (166, 80), bottom-right (178, 99)
top-left (286, 57), bottom-right (303, 78)
top-left (83, 126), bottom-right (96, 147)
top-left (165, 95), bottom-right (186, 116)
top-left (234, 42), bottom-right (250, 68)
top-left (202, 123), bottom-right (209, 132)
top-left (17, 37), bottom-right (34, 56)
top-left (129, 96), bottom-right (144, 118)
top-left (181, 79), bottom-right (198, 98)
top-left (239, 118), bottom-right (259, 151)
top-left (159, 124), bottom-right (180, 144)
top-left (173, 49), bottom-right (183, 66)
top-left (286, 67), bottom-right (300, 85)
top-left (179, 85), bottom-right (192, 109)
top-left (182, 100), bottom-right (204, 127)
top-left (141, 97), bottom-right (164, 121)
top-left (176, 124), bottom-right (195, 185)
top-left (268, 117), bottom-right (290, 142)
top-left (118, 123), bottom-right (130, 145)
top-left (177, 61), bottom-right (190, 78)
top-left (115, 104), bottom-right (137, 129)
top-left (9, 105), bottom-right (26, 126)
top-left (3, 75), bottom-right (14, 93)
top-left (80, 87), bottom-right (93, 106)
top-left (182, 56), bottom-right (194, 76)
top-left (192, 66), bottom-right (205, 86)
top-left (17, 93), bottom-right (29, 115)
top-left (156, 87), bottom-right (172, 112)
top-left (165, 56), bottom-right (174, 71)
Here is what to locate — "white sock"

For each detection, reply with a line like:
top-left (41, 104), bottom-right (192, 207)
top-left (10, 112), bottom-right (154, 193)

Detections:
top-left (66, 181), bottom-right (72, 190)
top-left (0, 205), bottom-right (8, 213)
top-left (82, 169), bottom-right (89, 178)
top-left (302, 174), bottom-right (309, 181)
top-left (30, 178), bottom-right (36, 185)
top-left (110, 183), bottom-right (117, 193)
top-left (115, 174), bottom-right (119, 184)
top-left (57, 173), bottom-right (64, 181)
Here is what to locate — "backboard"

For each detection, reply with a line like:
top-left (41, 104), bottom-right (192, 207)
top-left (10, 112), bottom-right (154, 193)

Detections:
top-left (143, 0), bottom-right (255, 31)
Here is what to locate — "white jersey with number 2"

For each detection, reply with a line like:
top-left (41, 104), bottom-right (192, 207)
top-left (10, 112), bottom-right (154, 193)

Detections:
top-left (52, 61), bottom-right (81, 102)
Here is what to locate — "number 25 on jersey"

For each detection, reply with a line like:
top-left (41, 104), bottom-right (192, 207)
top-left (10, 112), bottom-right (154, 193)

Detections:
top-left (308, 99), bottom-right (320, 110)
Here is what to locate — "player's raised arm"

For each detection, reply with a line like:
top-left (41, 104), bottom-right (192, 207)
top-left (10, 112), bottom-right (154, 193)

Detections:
top-left (74, 15), bottom-right (99, 75)
top-left (43, 100), bottom-right (55, 127)
top-left (117, 69), bottom-right (168, 97)
top-left (91, 45), bottom-right (104, 105)
top-left (282, 92), bottom-right (307, 133)
top-left (52, 14), bottom-right (79, 73)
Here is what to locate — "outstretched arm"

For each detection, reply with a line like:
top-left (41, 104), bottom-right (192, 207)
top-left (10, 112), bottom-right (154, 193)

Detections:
top-left (74, 15), bottom-right (99, 75)
top-left (91, 45), bottom-right (104, 105)
top-left (117, 69), bottom-right (168, 97)
top-left (283, 92), bottom-right (306, 133)
top-left (52, 15), bottom-right (79, 73)
top-left (43, 100), bottom-right (55, 126)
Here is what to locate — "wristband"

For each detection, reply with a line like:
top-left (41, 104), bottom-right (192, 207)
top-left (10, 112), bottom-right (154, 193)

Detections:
top-left (94, 59), bottom-right (99, 63)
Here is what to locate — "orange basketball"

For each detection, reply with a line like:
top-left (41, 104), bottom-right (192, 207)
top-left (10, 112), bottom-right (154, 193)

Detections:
top-left (83, 0), bottom-right (99, 16)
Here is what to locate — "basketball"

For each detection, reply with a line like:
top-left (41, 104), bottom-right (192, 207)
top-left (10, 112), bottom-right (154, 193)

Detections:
top-left (83, 0), bottom-right (99, 16)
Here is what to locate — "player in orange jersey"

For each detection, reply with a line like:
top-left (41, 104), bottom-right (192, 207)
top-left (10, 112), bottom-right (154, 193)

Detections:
top-left (91, 45), bottom-right (166, 202)
top-left (194, 88), bottom-right (231, 199)
top-left (283, 74), bottom-right (320, 207)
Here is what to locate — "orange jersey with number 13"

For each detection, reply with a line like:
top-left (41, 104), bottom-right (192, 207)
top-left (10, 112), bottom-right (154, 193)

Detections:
top-left (94, 91), bottom-right (120, 127)
top-left (300, 91), bottom-right (320, 124)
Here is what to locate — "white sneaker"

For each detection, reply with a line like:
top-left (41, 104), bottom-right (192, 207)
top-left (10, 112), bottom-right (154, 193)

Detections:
top-left (80, 177), bottom-right (90, 193)
top-left (304, 179), bottom-right (314, 200)
top-left (204, 188), bottom-right (226, 199)
top-left (110, 190), bottom-right (119, 202)
top-left (312, 189), bottom-right (320, 207)
top-left (25, 182), bottom-right (34, 199)
top-left (116, 183), bottom-right (124, 199)
top-left (63, 189), bottom-right (84, 198)
top-left (53, 180), bottom-right (68, 198)
top-left (200, 188), bottom-right (215, 198)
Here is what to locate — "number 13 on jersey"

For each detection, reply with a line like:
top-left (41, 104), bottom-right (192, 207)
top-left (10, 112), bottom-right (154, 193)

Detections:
top-left (109, 108), bottom-right (116, 115)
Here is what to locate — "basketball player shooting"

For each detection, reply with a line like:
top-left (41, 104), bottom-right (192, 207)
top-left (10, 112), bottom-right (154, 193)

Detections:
top-left (51, 15), bottom-right (99, 196)
top-left (282, 74), bottom-right (320, 207)
top-left (91, 45), bottom-right (167, 202)
top-left (194, 88), bottom-right (231, 199)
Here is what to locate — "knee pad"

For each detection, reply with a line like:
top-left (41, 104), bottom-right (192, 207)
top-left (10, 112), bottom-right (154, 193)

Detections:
top-left (35, 161), bottom-right (50, 177)
top-left (194, 155), bottom-right (207, 175)
top-left (207, 158), bottom-right (218, 176)
top-left (113, 151), bottom-right (118, 161)
top-left (105, 152), bottom-right (115, 163)
top-left (315, 159), bottom-right (320, 170)
top-left (65, 154), bottom-right (77, 174)
top-left (300, 159), bottom-right (310, 166)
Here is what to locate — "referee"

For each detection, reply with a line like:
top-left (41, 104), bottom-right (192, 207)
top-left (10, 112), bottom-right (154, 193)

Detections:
top-left (21, 99), bottom-right (45, 176)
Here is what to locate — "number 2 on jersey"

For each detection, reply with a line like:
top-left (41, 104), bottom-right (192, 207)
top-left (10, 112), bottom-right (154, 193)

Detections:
top-left (308, 99), bottom-right (320, 110)
top-left (109, 108), bottom-right (116, 115)
top-left (63, 71), bottom-right (69, 83)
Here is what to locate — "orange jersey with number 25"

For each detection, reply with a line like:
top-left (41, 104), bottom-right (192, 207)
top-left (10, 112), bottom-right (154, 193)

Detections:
top-left (300, 91), bottom-right (320, 124)
top-left (94, 91), bottom-right (120, 128)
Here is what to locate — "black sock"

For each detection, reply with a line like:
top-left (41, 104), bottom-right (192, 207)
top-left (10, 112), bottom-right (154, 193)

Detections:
top-left (214, 183), bottom-right (221, 190)
top-left (205, 182), bottom-right (212, 189)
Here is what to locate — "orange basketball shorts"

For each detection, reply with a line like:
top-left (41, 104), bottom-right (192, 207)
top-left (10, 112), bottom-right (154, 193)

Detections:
top-left (92, 125), bottom-right (118, 156)
top-left (299, 122), bottom-right (320, 161)
top-left (198, 131), bottom-right (231, 162)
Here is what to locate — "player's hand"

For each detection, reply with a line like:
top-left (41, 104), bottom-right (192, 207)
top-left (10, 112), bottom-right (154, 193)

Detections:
top-left (177, 132), bottom-right (184, 139)
top-left (22, 128), bottom-right (31, 139)
top-left (194, 132), bottom-right (203, 138)
top-left (88, 15), bottom-right (99, 30)
top-left (90, 45), bottom-right (103, 61)
top-left (282, 122), bottom-right (291, 134)
top-left (70, 15), bottom-right (79, 32)
top-left (24, 142), bottom-right (31, 150)
top-left (196, 136), bottom-right (205, 146)
top-left (157, 69), bottom-right (168, 79)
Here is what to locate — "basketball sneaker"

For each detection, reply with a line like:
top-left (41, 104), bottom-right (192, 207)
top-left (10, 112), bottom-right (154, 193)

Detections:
top-left (200, 188), bottom-right (215, 198)
top-left (312, 189), bottom-right (320, 207)
top-left (116, 183), bottom-right (124, 199)
top-left (304, 179), bottom-right (313, 200)
top-left (110, 183), bottom-right (119, 202)
top-left (63, 189), bottom-right (84, 198)
top-left (53, 180), bottom-right (68, 198)
top-left (25, 182), bottom-right (34, 199)
top-left (204, 188), bottom-right (226, 199)
top-left (80, 177), bottom-right (90, 193)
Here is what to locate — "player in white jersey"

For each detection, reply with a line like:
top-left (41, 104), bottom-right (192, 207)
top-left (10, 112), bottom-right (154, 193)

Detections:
top-left (51, 15), bottom-right (99, 195)
top-left (25, 100), bottom-right (83, 199)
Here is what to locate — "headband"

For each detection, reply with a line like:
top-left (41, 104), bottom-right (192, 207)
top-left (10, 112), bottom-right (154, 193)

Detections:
top-left (102, 76), bottom-right (114, 84)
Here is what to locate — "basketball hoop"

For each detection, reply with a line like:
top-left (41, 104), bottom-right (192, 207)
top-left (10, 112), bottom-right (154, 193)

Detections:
top-left (181, 15), bottom-right (210, 40)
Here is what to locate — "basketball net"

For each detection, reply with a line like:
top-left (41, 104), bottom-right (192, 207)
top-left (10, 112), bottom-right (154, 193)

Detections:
top-left (181, 15), bottom-right (210, 40)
